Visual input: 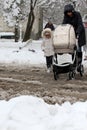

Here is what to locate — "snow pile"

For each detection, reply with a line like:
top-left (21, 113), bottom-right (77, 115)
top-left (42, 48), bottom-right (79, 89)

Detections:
top-left (0, 95), bottom-right (87, 130)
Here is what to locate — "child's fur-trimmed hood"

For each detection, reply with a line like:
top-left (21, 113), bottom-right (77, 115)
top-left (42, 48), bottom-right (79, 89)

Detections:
top-left (42, 28), bottom-right (52, 38)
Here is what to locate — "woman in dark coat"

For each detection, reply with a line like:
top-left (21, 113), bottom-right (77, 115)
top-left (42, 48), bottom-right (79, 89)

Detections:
top-left (63, 4), bottom-right (86, 67)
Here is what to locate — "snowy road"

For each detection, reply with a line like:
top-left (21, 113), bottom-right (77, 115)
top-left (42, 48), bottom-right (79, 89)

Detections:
top-left (0, 64), bottom-right (87, 104)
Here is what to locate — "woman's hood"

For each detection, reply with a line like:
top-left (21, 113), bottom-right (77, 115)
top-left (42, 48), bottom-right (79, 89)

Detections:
top-left (64, 4), bottom-right (75, 15)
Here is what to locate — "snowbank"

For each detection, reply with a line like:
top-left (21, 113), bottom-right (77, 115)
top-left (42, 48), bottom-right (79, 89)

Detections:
top-left (0, 95), bottom-right (87, 130)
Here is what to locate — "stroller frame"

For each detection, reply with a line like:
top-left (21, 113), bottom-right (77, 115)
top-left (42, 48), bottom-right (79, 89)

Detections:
top-left (53, 46), bottom-right (84, 80)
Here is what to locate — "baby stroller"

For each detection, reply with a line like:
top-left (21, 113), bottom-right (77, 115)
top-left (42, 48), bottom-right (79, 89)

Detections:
top-left (53, 24), bottom-right (84, 80)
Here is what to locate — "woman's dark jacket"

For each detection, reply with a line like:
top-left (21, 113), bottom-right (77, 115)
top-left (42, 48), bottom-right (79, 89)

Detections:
top-left (63, 4), bottom-right (86, 47)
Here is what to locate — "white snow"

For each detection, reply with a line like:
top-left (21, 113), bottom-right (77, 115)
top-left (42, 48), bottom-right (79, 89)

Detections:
top-left (0, 32), bottom-right (14, 36)
top-left (0, 39), bottom-right (45, 66)
top-left (0, 38), bottom-right (87, 130)
top-left (0, 95), bottom-right (87, 130)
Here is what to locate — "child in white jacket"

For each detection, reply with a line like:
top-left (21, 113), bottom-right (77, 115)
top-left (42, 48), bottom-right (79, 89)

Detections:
top-left (41, 28), bottom-right (54, 73)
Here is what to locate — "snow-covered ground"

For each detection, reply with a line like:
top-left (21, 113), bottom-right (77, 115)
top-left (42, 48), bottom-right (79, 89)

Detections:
top-left (0, 39), bottom-right (45, 66)
top-left (0, 39), bottom-right (87, 67)
top-left (0, 39), bottom-right (87, 130)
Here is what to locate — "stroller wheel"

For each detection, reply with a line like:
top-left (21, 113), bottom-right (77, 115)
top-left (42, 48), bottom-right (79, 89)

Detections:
top-left (68, 71), bottom-right (75, 80)
top-left (80, 65), bottom-right (84, 77)
top-left (72, 71), bottom-right (76, 78)
top-left (54, 72), bottom-right (58, 80)
top-left (69, 72), bottom-right (72, 80)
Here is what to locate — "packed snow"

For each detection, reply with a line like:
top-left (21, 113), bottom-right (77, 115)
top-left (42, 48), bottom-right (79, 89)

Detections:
top-left (0, 38), bottom-right (87, 130)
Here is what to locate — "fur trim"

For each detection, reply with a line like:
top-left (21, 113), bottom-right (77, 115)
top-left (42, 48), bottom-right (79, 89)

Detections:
top-left (42, 28), bottom-right (52, 38)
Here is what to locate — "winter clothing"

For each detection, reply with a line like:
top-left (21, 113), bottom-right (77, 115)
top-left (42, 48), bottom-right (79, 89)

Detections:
top-left (41, 28), bottom-right (54, 57)
top-left (63, 4), bottom-right (86, 70)
top-left (44, 22), bottom-right (55, 31)
top-left (41, 28), bottom-right (54, 69)
top-left (46, 56), bottom-right (53, 68)
top-left (63, 4), bottom-right (86, 47)
top-left (64, 4), bottom-right (74, 14)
